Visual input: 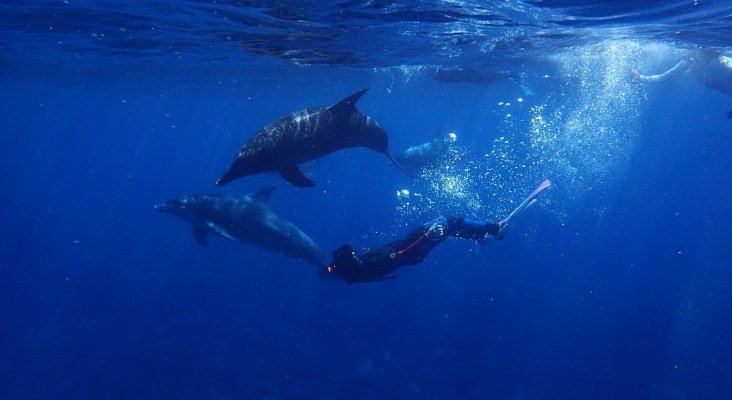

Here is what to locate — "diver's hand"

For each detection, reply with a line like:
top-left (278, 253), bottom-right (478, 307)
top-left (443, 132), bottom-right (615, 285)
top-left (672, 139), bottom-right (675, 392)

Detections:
top-left (498, 220), bottom-right (508, 233)
top-left (426, 223), bottom-right (445, 240)
top-left (630, 68), bottom-right (641, 82)
top-left (490, 222), bottom-right (506, 241)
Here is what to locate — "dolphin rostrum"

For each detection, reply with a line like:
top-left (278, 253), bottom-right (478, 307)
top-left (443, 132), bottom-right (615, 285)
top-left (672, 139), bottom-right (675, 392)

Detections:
top-left (154, 186), bottom-right (326, 267)
top-left (215, 88), bottom-right (410, 188)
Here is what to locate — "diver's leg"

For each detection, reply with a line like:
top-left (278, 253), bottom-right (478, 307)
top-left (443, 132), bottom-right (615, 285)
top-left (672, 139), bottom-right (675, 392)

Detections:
top-left (446, 216), bottom-right (502, 242)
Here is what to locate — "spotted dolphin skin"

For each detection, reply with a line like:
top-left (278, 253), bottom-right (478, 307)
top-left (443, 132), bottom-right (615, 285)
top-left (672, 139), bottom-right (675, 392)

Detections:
top-left (154, 186), bottom-right (326, 268)
top-left (215, 88), bottom-right (410, 188)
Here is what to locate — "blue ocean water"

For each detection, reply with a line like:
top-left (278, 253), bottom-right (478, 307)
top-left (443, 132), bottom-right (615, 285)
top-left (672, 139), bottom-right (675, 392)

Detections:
top-left (1, 1), bottom-right (731, 399)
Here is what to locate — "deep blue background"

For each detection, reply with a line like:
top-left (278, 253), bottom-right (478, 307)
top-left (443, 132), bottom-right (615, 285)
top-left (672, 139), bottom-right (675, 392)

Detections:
top-left (1, 55), bottom-right (731, 400)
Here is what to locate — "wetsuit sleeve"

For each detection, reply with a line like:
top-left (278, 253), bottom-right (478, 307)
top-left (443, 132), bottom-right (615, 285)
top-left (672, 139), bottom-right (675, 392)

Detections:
top-left (391, 226), bottom-right (444, 265)
top-left (357, 225), bottom-right (442, 282)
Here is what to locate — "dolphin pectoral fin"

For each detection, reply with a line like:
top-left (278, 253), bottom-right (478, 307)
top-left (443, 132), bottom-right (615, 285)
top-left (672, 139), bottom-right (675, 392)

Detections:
top-left (385, 149), bottom-right (414, 179)
top-left (206, 221), bottom-right (237, 241)
top-left (329, 88), bottom-right (369, 115)
top-left (279, 165), bottom-right (315, 187)
top-left (192, 226), bottom-right (209, 248)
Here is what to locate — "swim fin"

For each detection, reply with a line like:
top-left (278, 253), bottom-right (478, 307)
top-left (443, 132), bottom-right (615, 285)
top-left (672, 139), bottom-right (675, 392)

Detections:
top-left (499, 179), bottom-right (551, 230)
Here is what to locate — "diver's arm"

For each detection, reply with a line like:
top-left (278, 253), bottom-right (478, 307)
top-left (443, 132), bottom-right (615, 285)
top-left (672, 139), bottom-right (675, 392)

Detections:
top-left (387, 223), bottom-right (444, 259)
top-left (396, 225), bottom-right (443, 257)
top-left (638, 59), bottom-right (688, 83)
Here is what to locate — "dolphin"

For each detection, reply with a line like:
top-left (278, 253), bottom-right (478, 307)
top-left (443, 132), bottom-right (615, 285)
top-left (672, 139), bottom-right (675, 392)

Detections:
top-left (215, 88), bottom-right (410, 188)
top-left (154, 186), bottom-right (326, 267)
top-left (395, 129), bottom-right (457, 174)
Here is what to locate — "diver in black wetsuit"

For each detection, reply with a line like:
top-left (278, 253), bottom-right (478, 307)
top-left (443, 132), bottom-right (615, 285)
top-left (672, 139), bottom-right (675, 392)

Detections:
top-left (323, 179), bottom-right (552, 284)
top-left (322, 216), bottom-right (503, 284)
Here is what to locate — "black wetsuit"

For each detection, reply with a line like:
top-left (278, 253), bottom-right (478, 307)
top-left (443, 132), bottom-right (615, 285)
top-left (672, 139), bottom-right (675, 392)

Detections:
top-left (328, 216), bottom-right (500, 284)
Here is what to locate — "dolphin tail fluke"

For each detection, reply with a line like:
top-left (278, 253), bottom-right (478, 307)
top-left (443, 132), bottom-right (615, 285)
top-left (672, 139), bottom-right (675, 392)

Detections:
top-left (279, 165), bottom-right (315, 188)
top-left (385, 149), bottom-right (413, 179)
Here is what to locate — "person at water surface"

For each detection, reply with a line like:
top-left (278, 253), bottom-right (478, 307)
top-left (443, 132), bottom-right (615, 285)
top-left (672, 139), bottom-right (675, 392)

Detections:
top-left (394, 130), bottom-right (458, 174)
top-left (633, 48), bottom-right (732, 116)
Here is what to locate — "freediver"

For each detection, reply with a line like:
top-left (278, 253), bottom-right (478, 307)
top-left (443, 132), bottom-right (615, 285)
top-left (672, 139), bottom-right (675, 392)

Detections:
top-left (632, 48), bottom-right (732, 117)
top-left (321, 180), bottom-right (550, 284)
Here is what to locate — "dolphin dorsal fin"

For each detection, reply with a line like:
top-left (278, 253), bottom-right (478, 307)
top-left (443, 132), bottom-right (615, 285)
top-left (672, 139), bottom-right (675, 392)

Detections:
top-left (251, 185), bottom-right (277, 203)
top-left (329, 88), bottom-right (369, 115)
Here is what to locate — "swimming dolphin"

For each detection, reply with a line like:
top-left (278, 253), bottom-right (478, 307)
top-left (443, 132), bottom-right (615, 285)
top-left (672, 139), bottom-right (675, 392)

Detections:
top-left (154, 186), bottom-right (326, 267)
top-left (395, 129), bottom-right (457, 174)
top-left (215, 88), bottom-right (410, 188)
